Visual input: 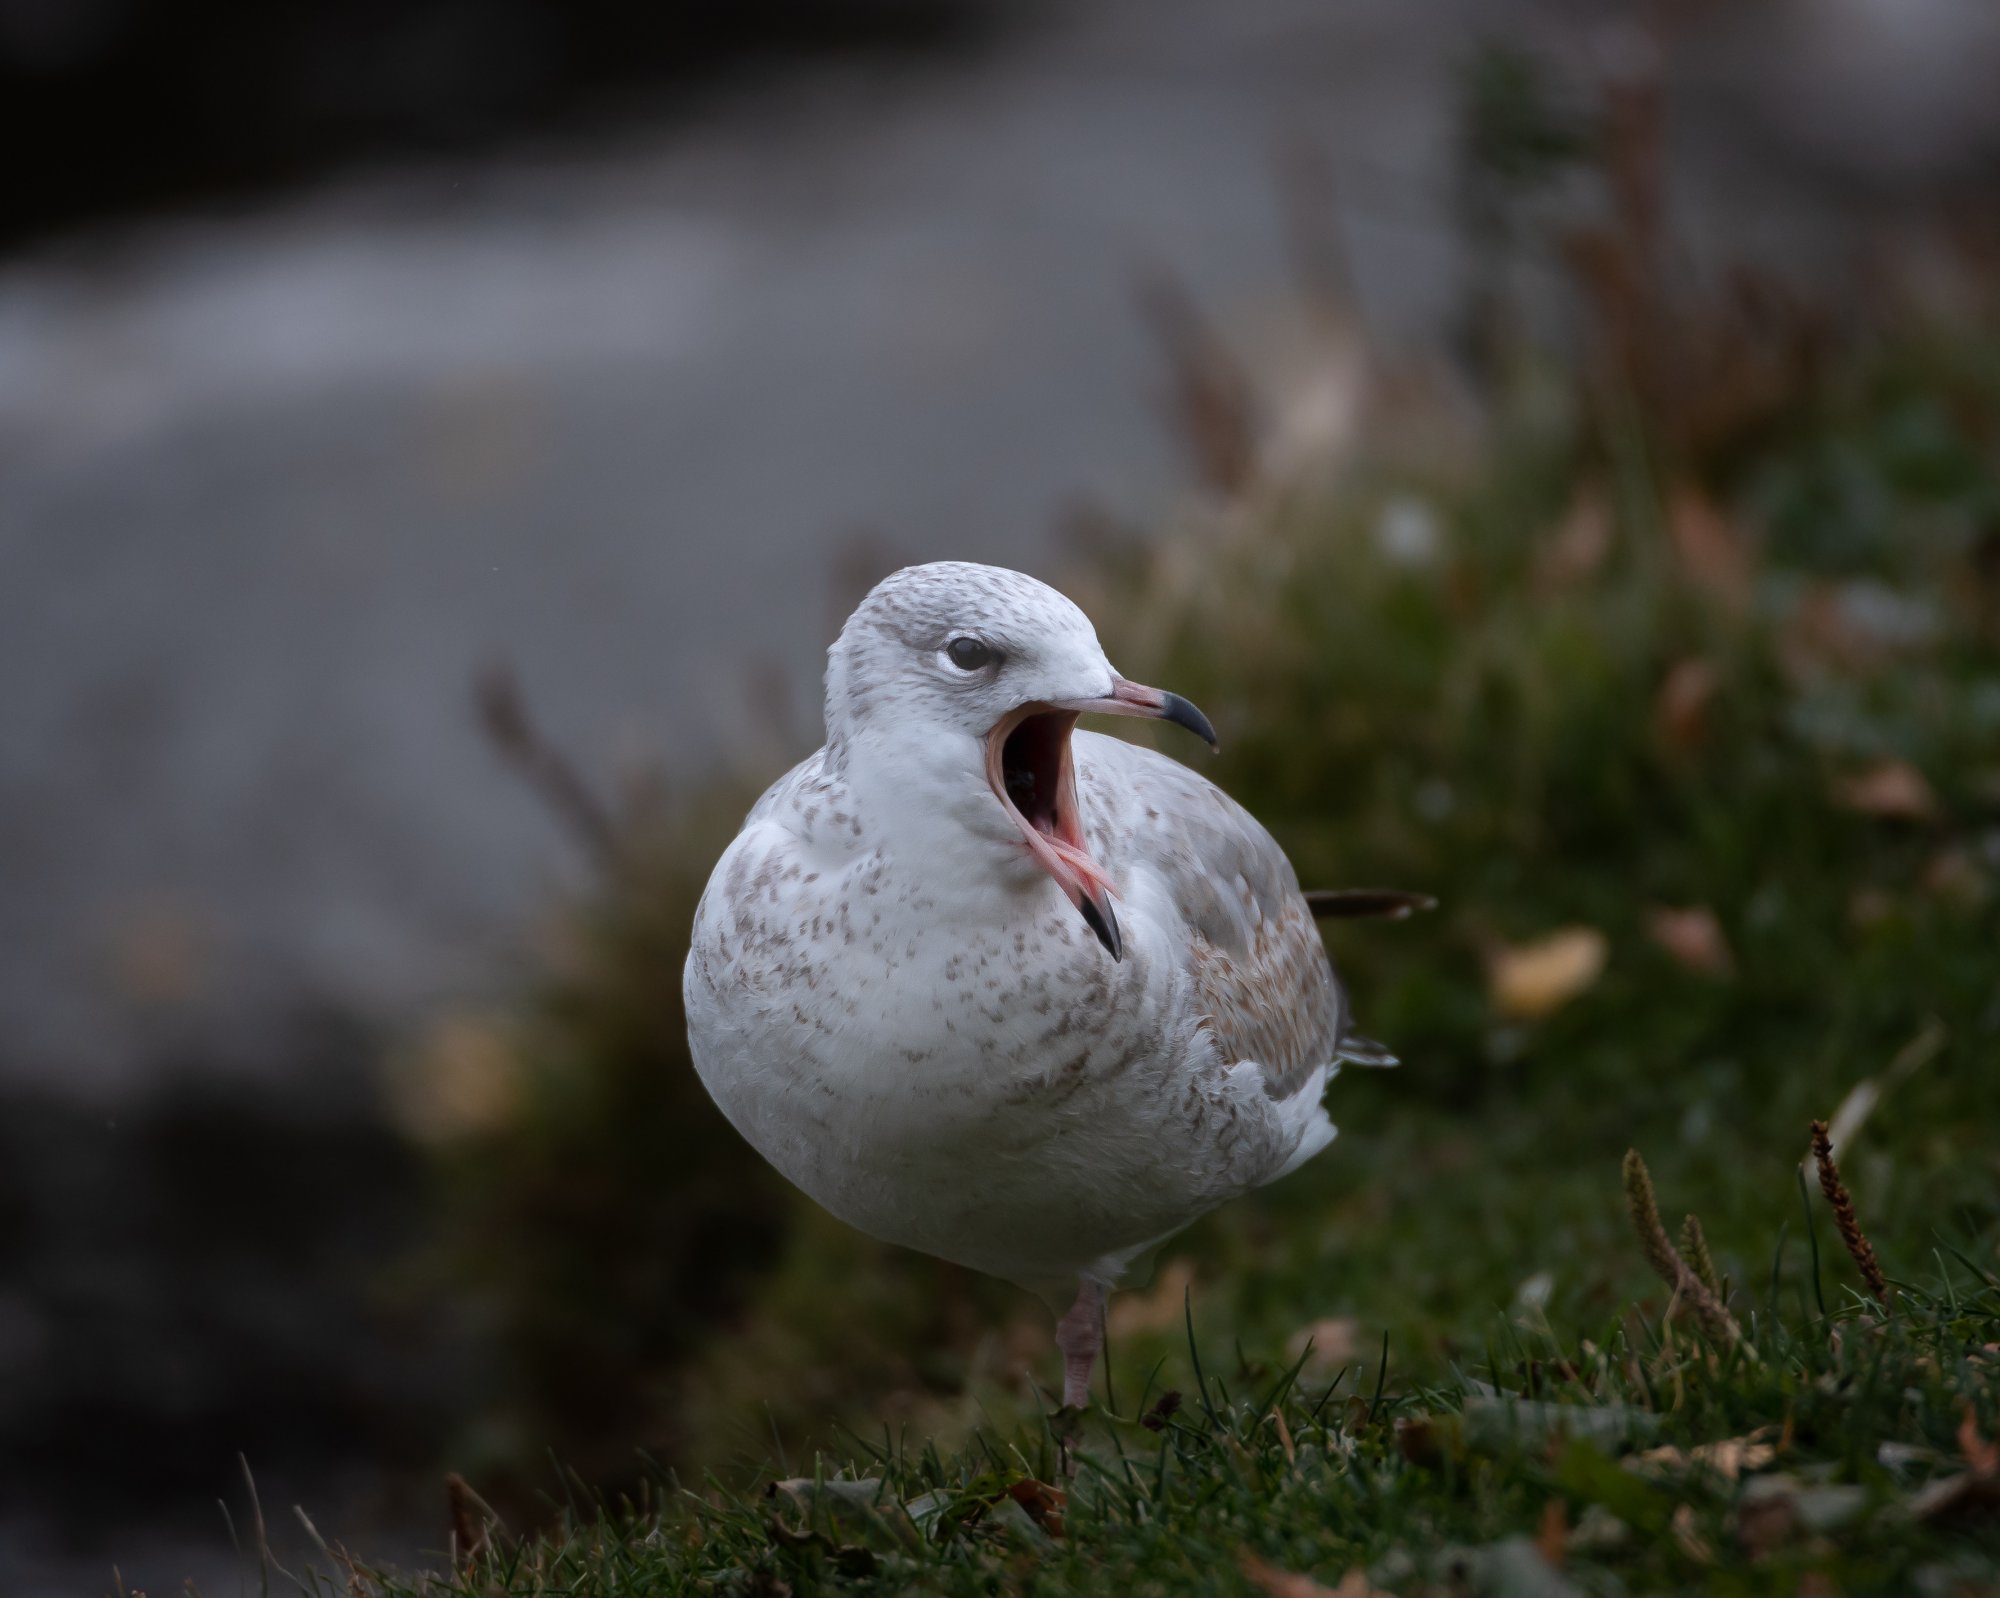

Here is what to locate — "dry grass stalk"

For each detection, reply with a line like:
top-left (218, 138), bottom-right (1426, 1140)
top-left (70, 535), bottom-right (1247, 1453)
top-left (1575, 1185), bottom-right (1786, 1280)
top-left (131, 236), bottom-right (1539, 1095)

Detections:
top-left (446, 1471), bottom-right (492, 1566)
top-left (1624, 1148), bottom-right (1683, 1284)
top-left (1133, 270), bottom-right (1258, 497)
top-left (1680, 1214), bottom-right (1722, 1300)
top-left (1276, 136), bottom-right (1353, 322)
top-left (1536, 1497), bottom-right (1568, 1567)
top-left (1271, 1405), bottom-right (1297, 1465)
top-left (474, 663), bottom-right (622, 870)
top-left (1622, 1150), bottom-right (1752, 1354)
top-left (1809, 1119), bottom-right (1891, 1307)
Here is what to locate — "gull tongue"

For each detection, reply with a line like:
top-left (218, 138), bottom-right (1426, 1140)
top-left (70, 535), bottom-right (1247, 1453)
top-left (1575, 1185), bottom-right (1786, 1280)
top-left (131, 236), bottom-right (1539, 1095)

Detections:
top-left (1046, 834), bottom-right (1118, 901)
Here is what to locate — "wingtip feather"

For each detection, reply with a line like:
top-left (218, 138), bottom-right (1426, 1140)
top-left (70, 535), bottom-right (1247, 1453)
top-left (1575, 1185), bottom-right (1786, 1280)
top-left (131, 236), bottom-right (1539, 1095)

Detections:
top-left (1305, 888), bottom-right (1438, 921)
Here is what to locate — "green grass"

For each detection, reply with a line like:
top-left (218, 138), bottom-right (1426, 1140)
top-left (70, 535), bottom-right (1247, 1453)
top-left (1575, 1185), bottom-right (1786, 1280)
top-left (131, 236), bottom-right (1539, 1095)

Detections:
top-left (333, 89), bottom-right (2000, 1589)
top-left (326, 1244), bottom-right (2000, 1596)
top-left (309, 310), bottom-right (2000, 1592)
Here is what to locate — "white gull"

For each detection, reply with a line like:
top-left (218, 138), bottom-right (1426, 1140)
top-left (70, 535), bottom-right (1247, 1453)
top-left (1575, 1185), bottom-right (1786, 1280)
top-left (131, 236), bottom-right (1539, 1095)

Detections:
top-left (684, 561), bottom-right (1401, 1409)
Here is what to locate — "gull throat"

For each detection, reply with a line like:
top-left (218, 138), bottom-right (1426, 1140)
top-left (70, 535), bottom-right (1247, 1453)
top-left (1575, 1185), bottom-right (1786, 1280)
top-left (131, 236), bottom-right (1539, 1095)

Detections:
top-left (984, 708), bottom-right (1119, 917)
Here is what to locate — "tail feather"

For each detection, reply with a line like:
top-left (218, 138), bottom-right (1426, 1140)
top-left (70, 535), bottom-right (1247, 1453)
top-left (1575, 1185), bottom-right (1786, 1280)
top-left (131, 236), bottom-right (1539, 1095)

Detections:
top-left (1337, 1030), bottom-right (1400, 1069)
top-left (1305, 888), bottom-right (1436, 920)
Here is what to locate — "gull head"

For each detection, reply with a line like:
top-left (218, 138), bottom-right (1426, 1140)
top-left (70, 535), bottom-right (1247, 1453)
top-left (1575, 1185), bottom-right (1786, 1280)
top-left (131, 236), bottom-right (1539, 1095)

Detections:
top-left (825, 561), bottom-right (1215, 960)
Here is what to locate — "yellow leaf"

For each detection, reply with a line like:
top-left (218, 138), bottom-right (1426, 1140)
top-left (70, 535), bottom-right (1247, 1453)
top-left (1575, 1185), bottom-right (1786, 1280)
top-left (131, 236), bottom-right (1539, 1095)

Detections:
top-left (1631, 1426), bottom-right (1778, 1481)
top-left (1489, 928), bottom-right (1609, 1020)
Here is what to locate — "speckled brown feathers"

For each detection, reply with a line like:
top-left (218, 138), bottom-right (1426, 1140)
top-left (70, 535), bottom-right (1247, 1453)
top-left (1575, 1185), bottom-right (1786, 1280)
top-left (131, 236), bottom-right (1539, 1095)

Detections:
top-left (685, 560), bottom-right (1368, 1297)
top-left (1075, 735), bottom-right (1343, 1105)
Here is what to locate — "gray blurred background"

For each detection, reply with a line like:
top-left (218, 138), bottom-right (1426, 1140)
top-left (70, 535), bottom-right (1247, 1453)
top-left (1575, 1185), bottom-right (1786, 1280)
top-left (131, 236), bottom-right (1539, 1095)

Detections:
top-left (3, 0), bottom-right (1998, 1591)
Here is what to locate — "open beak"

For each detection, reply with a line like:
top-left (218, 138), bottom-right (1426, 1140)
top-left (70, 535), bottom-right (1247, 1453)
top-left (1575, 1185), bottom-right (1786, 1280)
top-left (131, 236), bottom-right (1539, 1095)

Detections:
top-left (1050, 676), bottom-right (1219, 751)
top-left (983, 676), bottom-right (1217, 961)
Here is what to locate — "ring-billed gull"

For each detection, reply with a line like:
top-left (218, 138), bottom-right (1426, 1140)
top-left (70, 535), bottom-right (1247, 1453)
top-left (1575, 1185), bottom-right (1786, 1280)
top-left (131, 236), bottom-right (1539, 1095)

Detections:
top-left (685, 562), bottom-right (1404, 1409)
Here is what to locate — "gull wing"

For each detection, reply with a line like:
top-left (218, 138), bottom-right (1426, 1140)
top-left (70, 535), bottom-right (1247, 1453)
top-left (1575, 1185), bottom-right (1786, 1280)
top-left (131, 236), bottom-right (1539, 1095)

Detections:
top-left (1304, 888), bottom-right (1436, 921)
top-left (1074, 733), bottom-right (1353, 1102)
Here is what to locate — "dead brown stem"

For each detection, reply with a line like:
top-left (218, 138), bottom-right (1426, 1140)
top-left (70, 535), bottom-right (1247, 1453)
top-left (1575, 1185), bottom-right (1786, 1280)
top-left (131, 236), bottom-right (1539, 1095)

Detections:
top-left (446, 1472), bottom-right (493, 1566)
top-left (474, 663), bottom-right (622, 871)
top-left (1809, 1119), bottom-right (1891, 1308)
top-left (1622, 1149), bottom-right (1753, 1355)
top-left (1680, 1213), bottom-right (1722, 1300)
top-left (1133, 270), bottom-right (1258, 497)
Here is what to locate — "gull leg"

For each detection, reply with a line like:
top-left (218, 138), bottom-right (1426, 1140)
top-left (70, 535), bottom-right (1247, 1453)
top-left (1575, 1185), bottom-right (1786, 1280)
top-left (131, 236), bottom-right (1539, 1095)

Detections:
top-left (1053, 1278), bottom-right (1107, 1410)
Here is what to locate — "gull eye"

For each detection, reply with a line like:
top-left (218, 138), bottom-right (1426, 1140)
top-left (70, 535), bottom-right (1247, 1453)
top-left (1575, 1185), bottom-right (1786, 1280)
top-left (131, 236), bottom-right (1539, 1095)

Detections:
top-left (945, 636), bottom-right (999, 672)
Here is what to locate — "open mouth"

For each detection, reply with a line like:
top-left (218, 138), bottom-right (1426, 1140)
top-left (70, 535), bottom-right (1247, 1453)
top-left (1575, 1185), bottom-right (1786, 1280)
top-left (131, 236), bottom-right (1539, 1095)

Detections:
top-left (978, 677), bottom-right (1214, 961)
top-left (985, 708), bottom-right (1122, 957)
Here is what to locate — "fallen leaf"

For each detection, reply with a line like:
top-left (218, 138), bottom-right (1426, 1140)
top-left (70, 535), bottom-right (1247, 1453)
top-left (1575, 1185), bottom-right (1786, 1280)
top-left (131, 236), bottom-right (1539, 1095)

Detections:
top-left (1140, 1390), bottom-right (1183, 1432)
top-left (1536, 485), bottom-right (1614, 590)
top-left (1631, 1426), bottom-right (1777, 1482)
top-left (1645, 905), bottom-right (1734, 977)
top-left (1959, 1406), bottom-right (1999, 1477)
top-left (1671, 1503), bottom-right (1714, 1564)
top-left (1833, 760), bottom-right (1937, 821)
top-left (1489, 928), bottom-right (1609, 1021)
top-left (1693, 1429), bottom-right (1779, 1479)
top-left (1005, 1479), bottom-right (1067, 1538)
top-left (1396, 1413), bottom-right (1460, 1468)
top-left (1655, 657), bottom-right (1718, 751)
top-left (1238, 1550), bottom-right (1384, 1597)
top-left (1285, 1316), bottom-right (1362, 1377)
top-left (1668, 485), bottom-right (1752, 608)
top-left (1107, 1258), bottom-right (1195, 1337)
top-left (765, 1477), bottom-right (916, 1555)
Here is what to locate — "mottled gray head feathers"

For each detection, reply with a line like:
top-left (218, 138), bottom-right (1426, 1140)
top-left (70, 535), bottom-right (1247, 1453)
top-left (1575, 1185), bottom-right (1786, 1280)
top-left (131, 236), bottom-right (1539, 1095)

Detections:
top-left (824, 562), bottom-right (1111, 749)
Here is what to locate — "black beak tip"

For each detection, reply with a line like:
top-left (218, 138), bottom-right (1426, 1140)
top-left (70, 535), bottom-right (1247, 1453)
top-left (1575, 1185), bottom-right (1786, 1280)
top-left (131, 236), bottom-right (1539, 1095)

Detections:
top-left (1161, 691), bottom-right (1219, 753)
top-left (1079, 896), bottom-right (1122, 961)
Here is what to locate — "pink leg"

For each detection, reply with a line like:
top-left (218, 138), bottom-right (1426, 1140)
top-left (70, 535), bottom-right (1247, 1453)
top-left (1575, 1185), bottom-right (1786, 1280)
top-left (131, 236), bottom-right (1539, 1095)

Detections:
top-left (1053, 1278), bottom-right (1107, 1410)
